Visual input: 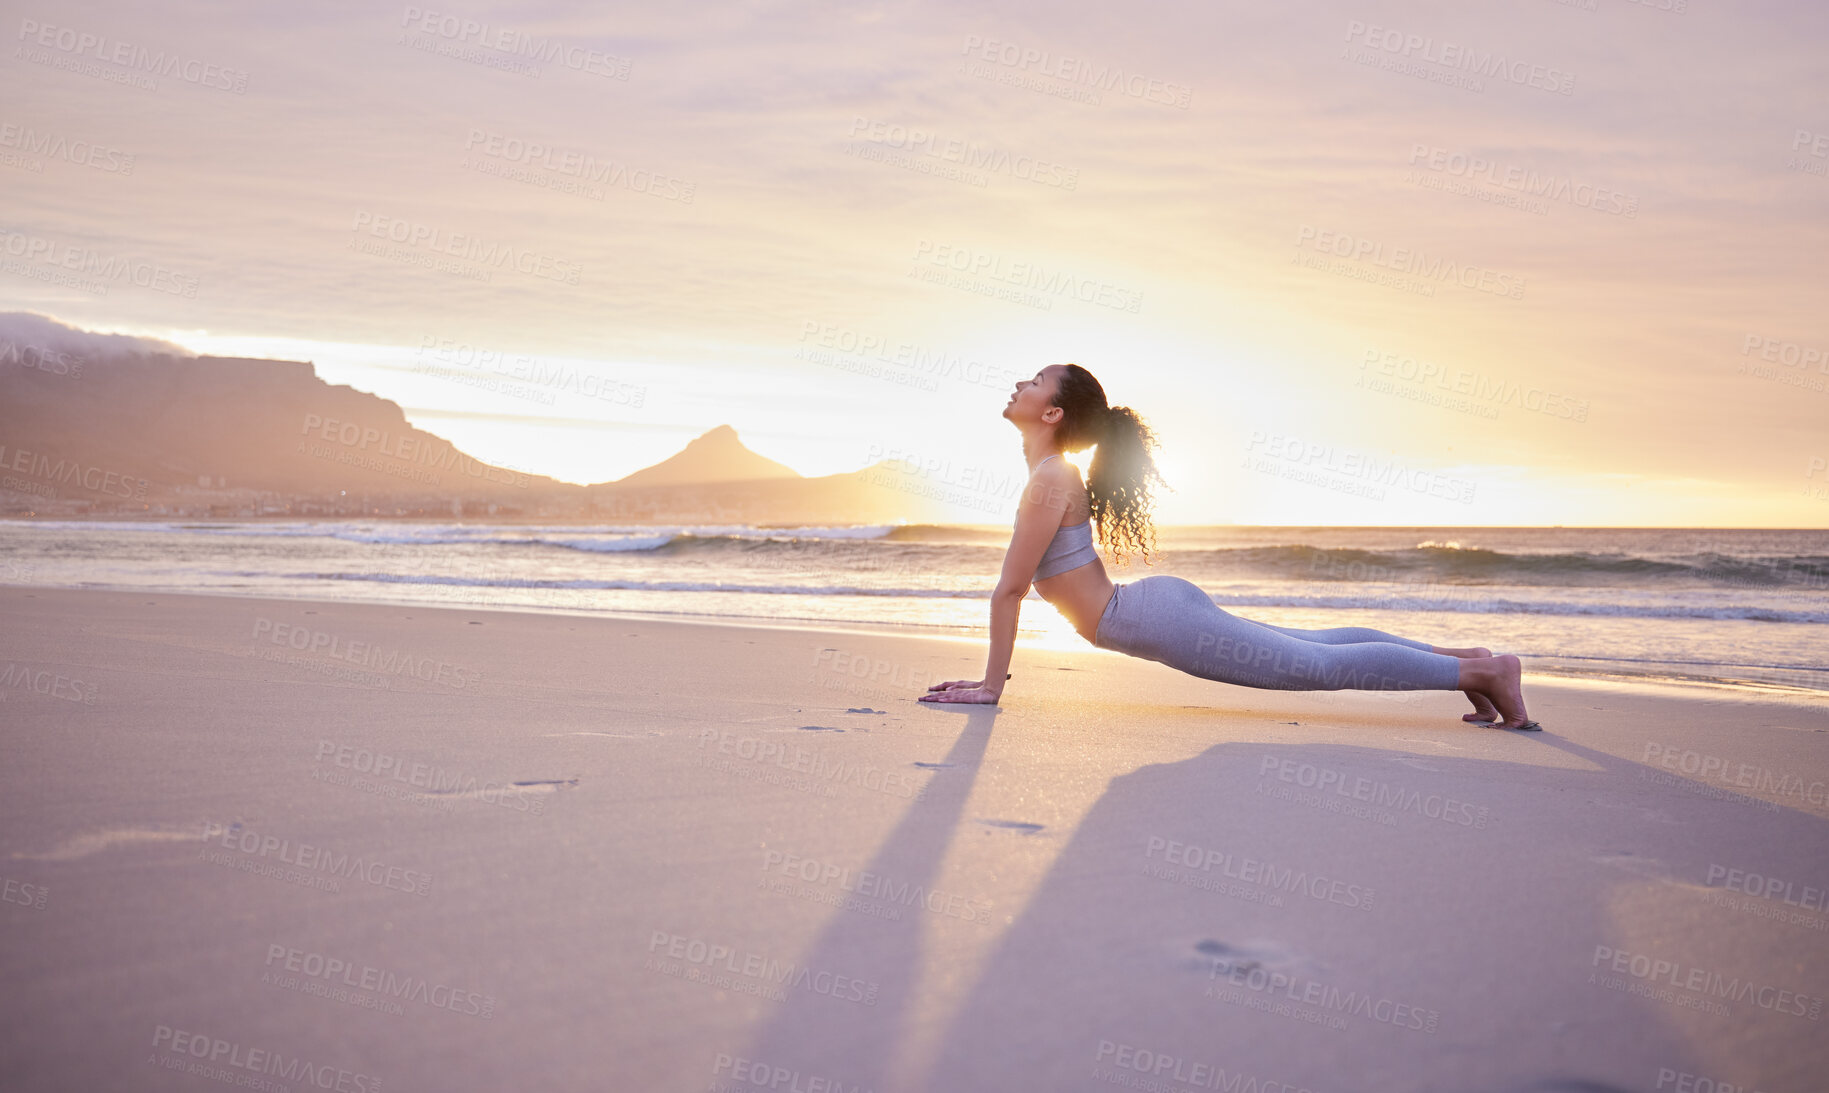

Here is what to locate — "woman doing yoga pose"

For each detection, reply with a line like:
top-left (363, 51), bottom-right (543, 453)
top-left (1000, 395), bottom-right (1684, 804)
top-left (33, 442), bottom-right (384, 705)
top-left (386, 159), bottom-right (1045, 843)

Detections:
top-left (916, 363), bottom-right (1538, 729)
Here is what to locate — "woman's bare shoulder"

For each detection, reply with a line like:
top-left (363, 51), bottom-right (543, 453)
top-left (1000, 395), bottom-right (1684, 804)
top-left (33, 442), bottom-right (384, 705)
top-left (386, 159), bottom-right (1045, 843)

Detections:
top-left (1029, 458), bottom-right (1089, 516)
top-left (1031, 455), bottom-right (1083, 480)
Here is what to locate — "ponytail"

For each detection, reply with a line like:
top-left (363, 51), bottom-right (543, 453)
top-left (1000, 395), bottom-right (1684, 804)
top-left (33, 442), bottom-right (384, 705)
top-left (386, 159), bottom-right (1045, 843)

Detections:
top-left (1051, 366), bottom-right (1168, 567)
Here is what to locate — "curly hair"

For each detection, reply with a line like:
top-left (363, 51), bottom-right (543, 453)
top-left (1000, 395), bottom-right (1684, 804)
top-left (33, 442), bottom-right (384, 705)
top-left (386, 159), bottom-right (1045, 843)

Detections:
top-left (1051, 364), bottom-right (1167, 566)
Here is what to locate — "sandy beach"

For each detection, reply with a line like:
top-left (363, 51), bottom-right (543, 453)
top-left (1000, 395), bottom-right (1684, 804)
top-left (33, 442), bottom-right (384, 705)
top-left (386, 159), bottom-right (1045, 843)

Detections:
top-left (2, 585), bottom-right (1826, 1092)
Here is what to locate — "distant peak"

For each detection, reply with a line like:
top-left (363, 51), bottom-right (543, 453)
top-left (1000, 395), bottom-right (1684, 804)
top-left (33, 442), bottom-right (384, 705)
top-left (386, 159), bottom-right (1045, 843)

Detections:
top-left (612, 424), bottom-right (801, 487)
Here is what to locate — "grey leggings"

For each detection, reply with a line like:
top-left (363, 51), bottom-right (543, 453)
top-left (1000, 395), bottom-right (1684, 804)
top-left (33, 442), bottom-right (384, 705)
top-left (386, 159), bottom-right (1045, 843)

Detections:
top-left (1092, 576), bottom-right (1464, 691)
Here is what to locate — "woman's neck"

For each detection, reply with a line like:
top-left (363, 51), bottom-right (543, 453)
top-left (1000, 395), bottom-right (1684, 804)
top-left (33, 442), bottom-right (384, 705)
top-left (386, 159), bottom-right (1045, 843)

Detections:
top-left (1022, 437), bottom-right (1062, 472)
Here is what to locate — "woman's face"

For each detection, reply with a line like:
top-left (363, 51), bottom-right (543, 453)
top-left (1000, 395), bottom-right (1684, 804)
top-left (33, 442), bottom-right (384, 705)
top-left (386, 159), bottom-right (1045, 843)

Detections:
top-left (1003, 364), bottom-right (1064, 427)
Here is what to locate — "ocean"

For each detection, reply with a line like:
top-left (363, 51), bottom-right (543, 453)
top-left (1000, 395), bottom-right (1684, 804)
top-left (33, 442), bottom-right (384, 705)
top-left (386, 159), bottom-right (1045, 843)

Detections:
top-left (2, 520), bottom-right (1824, 698)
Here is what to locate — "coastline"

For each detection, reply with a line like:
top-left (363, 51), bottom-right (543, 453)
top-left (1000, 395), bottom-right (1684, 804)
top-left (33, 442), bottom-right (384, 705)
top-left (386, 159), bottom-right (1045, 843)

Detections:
top-left (6, 574), bottom-right (1826, 705)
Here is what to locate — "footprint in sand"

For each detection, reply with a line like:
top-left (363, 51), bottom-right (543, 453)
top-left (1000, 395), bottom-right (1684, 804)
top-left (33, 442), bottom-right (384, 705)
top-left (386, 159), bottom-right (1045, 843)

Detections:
top-left (977, 819), bottom-right (1044, 835)
top-left (14, 827), bottom-right (199, 862)
top-left (544, 731), bottom-right (661, 738)
top-left (1186, 938), bottom-right (1306, 977)
top-left (421, 778), bottom-right (578, 800)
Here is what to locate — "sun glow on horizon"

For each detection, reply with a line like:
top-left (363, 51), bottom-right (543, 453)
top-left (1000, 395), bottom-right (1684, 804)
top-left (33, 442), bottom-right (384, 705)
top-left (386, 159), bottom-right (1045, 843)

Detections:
top-left (4, 1), bottom-right (1823, 527)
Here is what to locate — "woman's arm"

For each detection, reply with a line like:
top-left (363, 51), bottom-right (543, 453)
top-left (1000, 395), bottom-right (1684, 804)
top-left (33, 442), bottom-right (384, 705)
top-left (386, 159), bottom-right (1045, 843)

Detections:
top-left (920, 466), bottom-right (1070, 703)
top-left (975, 586), bottom-right (1023, 698)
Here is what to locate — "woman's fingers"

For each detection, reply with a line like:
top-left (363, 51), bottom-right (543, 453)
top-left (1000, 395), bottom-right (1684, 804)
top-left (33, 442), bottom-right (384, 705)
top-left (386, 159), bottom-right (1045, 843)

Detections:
top-left (926, 679), bottom-right (980, 691)
top-left (918, 687), bottom-right (998, 704)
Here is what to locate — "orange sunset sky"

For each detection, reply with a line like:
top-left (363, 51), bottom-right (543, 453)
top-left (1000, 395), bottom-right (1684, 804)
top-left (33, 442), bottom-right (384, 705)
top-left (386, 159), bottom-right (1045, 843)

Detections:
top-left (2, 0), bottom-right (1826, 525)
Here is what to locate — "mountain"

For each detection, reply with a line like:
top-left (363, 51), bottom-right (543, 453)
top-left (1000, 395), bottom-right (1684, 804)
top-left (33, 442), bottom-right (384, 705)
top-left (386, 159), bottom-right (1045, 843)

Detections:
top-left (0, 312), bottom-right (994, 525)
top-left (0, 313), bottom-right (566, 516)
top-left (613, 424), bottom-right (800, 488)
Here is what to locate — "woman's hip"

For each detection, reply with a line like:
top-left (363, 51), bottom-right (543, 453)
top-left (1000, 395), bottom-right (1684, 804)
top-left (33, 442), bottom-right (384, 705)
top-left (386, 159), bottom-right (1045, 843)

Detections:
top-left (1094, 575), bottom-right (1220, 654)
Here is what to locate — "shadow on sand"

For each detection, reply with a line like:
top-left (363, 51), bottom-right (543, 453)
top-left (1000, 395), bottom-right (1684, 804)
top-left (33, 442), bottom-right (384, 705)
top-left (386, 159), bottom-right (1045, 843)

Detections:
top-left (742, 720), bottom-right (1829, 1092)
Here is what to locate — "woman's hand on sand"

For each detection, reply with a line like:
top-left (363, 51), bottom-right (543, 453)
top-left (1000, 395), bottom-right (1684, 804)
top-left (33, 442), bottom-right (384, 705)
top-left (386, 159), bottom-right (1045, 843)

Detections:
top-left (919, 680), bottom-right (1001, 704)
top-left (927, 678), bottom-right (983, 692)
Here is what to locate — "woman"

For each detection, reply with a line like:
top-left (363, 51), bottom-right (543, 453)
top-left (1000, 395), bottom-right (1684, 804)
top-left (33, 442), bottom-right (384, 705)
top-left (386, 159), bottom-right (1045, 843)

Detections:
top-left (917, 363), bottom-right (1538, 730)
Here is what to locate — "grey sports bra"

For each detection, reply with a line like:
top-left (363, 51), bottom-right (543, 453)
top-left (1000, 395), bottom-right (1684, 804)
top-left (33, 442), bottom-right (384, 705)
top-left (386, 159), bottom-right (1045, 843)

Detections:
top-left (1032, 454), bottom-right (1098, 580)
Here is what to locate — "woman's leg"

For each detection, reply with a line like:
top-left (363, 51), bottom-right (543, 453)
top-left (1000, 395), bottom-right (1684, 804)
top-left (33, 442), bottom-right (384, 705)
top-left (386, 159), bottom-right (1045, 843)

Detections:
top-left (1097, 576), bottom-right (1464, 692)
top-left (1094, 576), bottom-right (1533, 723)
top-left (1244, 619), bottom-right (1436, 651)
top-left (1240, 620), bottom-right (1498, 720)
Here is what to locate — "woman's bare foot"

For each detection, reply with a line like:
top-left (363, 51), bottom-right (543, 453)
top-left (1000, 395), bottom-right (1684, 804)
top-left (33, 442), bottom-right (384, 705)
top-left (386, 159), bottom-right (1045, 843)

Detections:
top-left (1433, 646), bottom-right (1499, 722)
top-left (1462, 691), bottom-right (1501, 724)
top-left (1456, 654), bottom-right (1535, 729)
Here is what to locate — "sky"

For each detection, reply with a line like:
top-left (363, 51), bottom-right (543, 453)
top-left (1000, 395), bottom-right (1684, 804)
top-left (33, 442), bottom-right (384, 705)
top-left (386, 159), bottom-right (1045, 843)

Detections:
top-left (2, 0), bottom-right (1826, 526)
